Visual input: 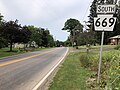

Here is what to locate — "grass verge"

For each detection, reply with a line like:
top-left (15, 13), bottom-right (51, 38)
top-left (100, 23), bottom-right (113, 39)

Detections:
top-left (0, 48), bottom-right (25, 58)
top-left (0, 47), bottom-right (50, 58)
top-left (49, 52), bottom-right (90, 90)
top-left (49, 46), bottom-right (120, 90)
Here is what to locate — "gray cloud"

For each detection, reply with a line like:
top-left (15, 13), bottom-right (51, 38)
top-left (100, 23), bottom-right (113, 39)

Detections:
top-left (0, 0), bottom-right (91, 41)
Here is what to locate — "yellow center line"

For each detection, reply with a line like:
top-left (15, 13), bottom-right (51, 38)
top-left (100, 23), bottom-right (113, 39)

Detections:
top-left (0, 49), bottom-right (56, 67)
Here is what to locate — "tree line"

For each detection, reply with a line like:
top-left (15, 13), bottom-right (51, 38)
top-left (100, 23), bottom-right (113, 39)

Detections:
top-left (1, 0), bottom-right (119, 50)
top-left (63, 0), bottom-right (120, 46)
top-left (62, 18), bottom-right (96, 46)
top-left (0, 14), bottom-right (55, 51)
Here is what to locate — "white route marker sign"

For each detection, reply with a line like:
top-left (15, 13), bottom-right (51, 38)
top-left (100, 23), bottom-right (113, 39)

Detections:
top-left (95, 4), bottom-right (117, 84)
top-left (94, 14), bottom-right (116, 31)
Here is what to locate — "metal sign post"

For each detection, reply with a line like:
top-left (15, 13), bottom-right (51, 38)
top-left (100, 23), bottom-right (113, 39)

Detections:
top-left (94, 4), bottom-right (116, 87)
top-left (97, 31), bottom-right (104, 83)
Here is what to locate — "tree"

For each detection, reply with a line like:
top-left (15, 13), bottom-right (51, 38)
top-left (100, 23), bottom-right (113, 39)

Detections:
top-left (0, 13), bottom-right (3, 22)
top-left (114, 0), bottom-right (120, 35)
top-left (20, 26), bottom-right (32, 44)
top-left (77, 31), bottom-right (97, 46)
top-left (28, 26), bottom-right (54, 47)
top-left (89, 0), bottom-right (119, 44)
top-left (0, 35), bottom-right (8, 48)
top-left (62, 18), bottom-right (83, 46)
top-left (0, 13), bottom-right (7, 48)
top-left (55, 40), bottom-right (64, 47)
top-left (48, 35), bottom-right (55, 47)
top-left (62, 18), bottom-right (83, 35)
top-left (27, 25), bottom-right (42, 47)
top-left (64, 37), bottom-right (72, 46)
top-left (41, 28), bottom-right (55, 47)
top-left (0, 20), bottom-right (32, 51)
top-left (0, 20), bottom-right (21, 51)
top-left (0, 13), bottom-right (54, 49)
top-left (42, 29), bottom-right (51, 47)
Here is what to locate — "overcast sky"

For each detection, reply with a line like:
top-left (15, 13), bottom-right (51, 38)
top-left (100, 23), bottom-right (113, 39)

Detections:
top-left (0, 0), bottom-right (92, 41)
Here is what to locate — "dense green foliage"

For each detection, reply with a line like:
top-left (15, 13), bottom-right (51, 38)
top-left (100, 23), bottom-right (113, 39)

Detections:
top-left (27, 26), bottom-right (54, 47)
top-left (79, 48), bottom-right (120, 89)
top-left (0, 20), bottom-right (32, 51)
top-left (0, 14), bottom-right (55, 51)
top-left (62, 18), bottom-right (83, 46)
top-left (0, 14), bottom-right (6, 48)
top-left (114, 43), bottom-right (120, 50)
top-left (88, 0), bottom-right (120, 44)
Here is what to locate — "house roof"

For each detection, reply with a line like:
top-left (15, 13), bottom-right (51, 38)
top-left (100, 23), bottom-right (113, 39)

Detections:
top-left (109, 35), bottom-right (120, 39)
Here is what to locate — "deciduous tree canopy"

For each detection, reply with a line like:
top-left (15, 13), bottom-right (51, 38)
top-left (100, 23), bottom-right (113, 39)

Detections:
top-left (62, 18), bottom-right (83, 46)
top-left (0, 13), bottom-right (55, 50)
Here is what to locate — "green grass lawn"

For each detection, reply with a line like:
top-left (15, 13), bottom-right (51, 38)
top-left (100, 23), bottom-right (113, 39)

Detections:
top-left (0, 47), bottom-right (50, 58)
top-left (78, 45), bottom-right (116, 49)
top-left (49, 52), bottom-right (90, 90)
top-left (0, 48), bottom-right (25, 58)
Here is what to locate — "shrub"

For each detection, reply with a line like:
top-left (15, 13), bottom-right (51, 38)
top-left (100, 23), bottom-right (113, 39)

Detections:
top-left (80, 50), bottom-right (120, 89)
top-left (79, 54), bottom-right (91, 68)
top-left (114, 44), bottom-right (120, 50)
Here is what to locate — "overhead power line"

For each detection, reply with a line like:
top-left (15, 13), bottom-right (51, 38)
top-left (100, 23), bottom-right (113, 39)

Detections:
top-left (82, 0), bottom-right (93, 22)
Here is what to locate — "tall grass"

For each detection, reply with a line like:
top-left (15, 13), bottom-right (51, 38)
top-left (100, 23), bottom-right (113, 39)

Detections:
top-left (79, 50), bottom-right (120, 89)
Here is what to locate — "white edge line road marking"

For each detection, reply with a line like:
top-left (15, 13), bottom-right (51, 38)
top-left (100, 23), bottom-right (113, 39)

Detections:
top-left (32, 47), bottom-right (69, 90)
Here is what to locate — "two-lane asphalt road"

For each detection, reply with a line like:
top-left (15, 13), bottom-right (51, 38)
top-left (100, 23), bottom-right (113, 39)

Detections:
top-left (0, 47), bottom-right (69, 90)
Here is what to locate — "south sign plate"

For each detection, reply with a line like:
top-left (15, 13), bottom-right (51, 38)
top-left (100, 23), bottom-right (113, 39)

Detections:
top-left (94, 14), bottom-right (116, 31)
top-left (97, 5), bottom-right (116, 14)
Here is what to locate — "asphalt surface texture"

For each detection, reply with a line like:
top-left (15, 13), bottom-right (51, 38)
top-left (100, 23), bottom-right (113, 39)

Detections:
top-left (0, 47), bottom-right (68, 90)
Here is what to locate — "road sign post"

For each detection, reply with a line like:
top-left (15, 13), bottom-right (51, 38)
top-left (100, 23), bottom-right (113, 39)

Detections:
top-left (94, 4), bottom-right (116, 86)
top-left (97, 31), bottom-right (104, 84)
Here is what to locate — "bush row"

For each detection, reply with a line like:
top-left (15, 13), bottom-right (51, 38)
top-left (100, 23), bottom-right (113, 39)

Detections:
top-left (79, 51), bottom-right (120, 89)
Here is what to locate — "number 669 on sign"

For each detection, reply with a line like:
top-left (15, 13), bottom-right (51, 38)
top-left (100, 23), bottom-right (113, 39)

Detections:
top-left (94, 15), bottom-right (116, 31)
